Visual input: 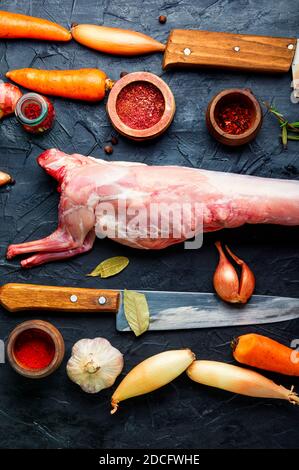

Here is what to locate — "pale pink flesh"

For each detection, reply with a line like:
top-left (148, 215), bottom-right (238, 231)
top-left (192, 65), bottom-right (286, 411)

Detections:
top-left (6, 148), bottom-right (299, 267)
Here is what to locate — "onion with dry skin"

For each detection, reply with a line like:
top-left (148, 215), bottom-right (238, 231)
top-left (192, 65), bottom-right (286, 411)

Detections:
top-left (111, 349), bottom-right (195, 414)
top-left (187, 360), bottom-right (299, 405)
top-left (71, 24), bottom-right (166, 56)
top-left (0, 82), bottom-right (22, 119)
top-left (213, 241), bottom-right (255, 304)
top-left (0, 171), bottom-right (13, 186)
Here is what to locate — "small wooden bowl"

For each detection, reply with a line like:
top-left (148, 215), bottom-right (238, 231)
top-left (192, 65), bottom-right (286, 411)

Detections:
top-left (7, 320), bottom-right (65, 379)
top-left (206, 88), bottom-right (262, 146)
top-left (107, 71), bottom-right (175, 141)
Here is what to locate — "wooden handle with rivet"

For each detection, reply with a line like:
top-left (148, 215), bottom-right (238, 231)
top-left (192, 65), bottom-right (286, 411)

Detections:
top-left (163, 29), bottom-right (296, 72)
top-left (0, 283), bottom-right (120, 313)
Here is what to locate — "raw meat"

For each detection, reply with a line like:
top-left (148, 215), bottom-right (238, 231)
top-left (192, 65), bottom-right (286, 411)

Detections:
top-left (6, 148), bottom-right (299, 267)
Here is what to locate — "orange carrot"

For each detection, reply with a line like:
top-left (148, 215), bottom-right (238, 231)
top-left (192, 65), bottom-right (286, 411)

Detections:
top-left (232, 333), bottom-right (299, 376)
top-left (6, 68), bottom-right (112, 102)
top-left (0, 10), bottom-right (71, 41)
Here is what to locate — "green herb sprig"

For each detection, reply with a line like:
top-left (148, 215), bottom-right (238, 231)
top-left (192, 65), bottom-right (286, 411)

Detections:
top-left (264, 101), bottom-right (299, 150)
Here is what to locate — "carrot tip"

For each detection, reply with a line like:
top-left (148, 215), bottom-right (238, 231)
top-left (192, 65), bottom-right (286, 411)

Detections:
top-left (231, 337), bottom-right (239, 352)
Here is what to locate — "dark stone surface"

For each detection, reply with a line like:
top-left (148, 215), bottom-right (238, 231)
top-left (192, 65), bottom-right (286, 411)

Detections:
top-left (0, 0), bottom-right (299, 449)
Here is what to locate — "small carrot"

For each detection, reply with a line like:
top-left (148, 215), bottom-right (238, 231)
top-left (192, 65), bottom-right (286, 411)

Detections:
top-left (0, 10), bottom-right (71, 41)
top-left (6, 68), bottom-right (113, 102)
top-left (232, 333), bottom-right (299, 376)
top-left (187, 360), bottom-right (299, 405)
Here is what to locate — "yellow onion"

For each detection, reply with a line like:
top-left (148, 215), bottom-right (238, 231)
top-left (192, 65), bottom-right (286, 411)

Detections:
top-left (213, 241), bottom-right (255, 304)
top-left (111, 349), bottom-right (195, 414)
top-left (187, 360), bottom-right (299, 405)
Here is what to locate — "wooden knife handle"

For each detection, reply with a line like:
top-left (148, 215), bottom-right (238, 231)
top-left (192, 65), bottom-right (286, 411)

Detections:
top-left (0, 283), bottom-right (120, 313)
top-left (163, 29), bottom-right (296, 73)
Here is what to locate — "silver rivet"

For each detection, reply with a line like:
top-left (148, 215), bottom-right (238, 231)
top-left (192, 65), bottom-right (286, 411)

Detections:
top-left (233, 46), bottom-right (240, 52)
top-left (183, 47), bottom-right (191, 56)
top-left (70, 294), bottom-right (78, 303)
top-left (288, 44), bottom-right (294, 50)
top-left (98, 296), bottom-right (107, 305)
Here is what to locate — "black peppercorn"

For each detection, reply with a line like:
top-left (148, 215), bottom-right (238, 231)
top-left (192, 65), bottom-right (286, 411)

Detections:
top-left (111, 136), bottom-right (118, 145)
top-left (159, 15), bottom-right (167, 24)
top-left (104, 145), bottom-right (113, 155)
top-left (120, 71), bottom-right (128, 78)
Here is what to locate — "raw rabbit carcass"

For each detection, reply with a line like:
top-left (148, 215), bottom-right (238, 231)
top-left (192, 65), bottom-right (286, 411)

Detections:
top-left (6, 148), bottom-right (299, 268)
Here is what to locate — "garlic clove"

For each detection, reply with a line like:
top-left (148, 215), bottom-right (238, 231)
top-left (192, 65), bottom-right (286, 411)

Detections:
top-left (66, 337), bottom-right (124, 394)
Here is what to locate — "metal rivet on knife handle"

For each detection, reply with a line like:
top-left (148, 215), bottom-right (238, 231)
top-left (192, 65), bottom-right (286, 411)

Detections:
top-left (288, 44), bottom-right (294, 50)
top-left (183, 47), bottom-right (191, 56)
top-left (233, 46), bottom-right (240, 52)
top-left (70, 294), bottom-right (78, 303)
top-left (98, 296), bottom-right (107, 305)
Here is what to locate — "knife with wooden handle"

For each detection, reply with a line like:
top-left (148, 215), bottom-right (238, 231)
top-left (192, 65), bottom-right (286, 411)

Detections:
top-left (71, 25), bottom-right (299, 95)
top-left (1, 283), bottom-right (299, 331)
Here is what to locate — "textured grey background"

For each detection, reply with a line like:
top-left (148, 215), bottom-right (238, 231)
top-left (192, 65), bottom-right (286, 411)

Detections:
top-left (0, 0), bottom-right (299, 449)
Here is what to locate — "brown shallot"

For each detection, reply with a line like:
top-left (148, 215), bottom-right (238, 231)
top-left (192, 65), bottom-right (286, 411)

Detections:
top-left (0, 82), bottom-right (22, 119)
top-left (0, 171), bottom-right (14, 186)
top-left (111, 349), bottom-right (195, 414)
top-left (213, 241), bottom-right (255, 304)
top-left (187, 360), bottom-right (299, 405)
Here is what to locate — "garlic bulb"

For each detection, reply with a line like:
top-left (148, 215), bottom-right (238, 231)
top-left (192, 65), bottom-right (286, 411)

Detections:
top-left (67, 337), bottom-right (124, 393)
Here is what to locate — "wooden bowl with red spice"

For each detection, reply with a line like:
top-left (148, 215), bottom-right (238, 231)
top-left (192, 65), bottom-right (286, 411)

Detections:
top-left (206, 88), bottom-right (262, 146)
top-left (7, 320), bottom-right (65, 379)
top-left (107, 71), bottom-right (175, 141)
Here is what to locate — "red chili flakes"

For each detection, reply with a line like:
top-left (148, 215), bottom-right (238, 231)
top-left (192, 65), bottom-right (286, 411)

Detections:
top-left (24, 102), bottom-right (41, 120)
top-left (116, 81), bottom-right (165, 130)
top-left (216, 102), bottom-right (252, 135)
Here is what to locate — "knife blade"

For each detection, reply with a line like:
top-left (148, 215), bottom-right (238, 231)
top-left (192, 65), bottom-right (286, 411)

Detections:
top-left (292, 39), bottom-right (299, 99)
top-left (1, 283), bottom-right (298, 331)
top-left (116, 290), bottom-right (299, 331)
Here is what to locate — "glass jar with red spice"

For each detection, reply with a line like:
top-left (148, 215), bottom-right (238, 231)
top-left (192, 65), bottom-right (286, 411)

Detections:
top-left (15, 92), bottom-right (55, 134)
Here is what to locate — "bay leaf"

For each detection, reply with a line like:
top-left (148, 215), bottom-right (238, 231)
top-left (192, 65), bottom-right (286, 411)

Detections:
top-left (87, 256), bottom-right (129, 278)
top-left (123, 289), bottom-right (150, 337)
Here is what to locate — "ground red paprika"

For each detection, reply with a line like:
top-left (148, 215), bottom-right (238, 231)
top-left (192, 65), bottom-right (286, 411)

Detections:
top-left (216, 102), bottom-right (252, 135)
top-left (14, 329), bottom-right (55, 369)
top-left (116, 81), bottom-right (165, 130)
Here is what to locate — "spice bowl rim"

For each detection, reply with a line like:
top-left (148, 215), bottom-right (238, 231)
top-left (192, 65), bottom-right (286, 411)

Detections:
top-left (106, 71), bottom-right (176, 140)
top-left (206, 88), bottom-right (262, 144)
top-left (7, 319), bottom-right (65, 379)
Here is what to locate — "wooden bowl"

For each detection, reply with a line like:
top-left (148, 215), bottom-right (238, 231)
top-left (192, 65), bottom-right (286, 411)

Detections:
top-left (7, 320), bottom-right (65, 379)
top-left (206, 88), bottom-right (262, 146)
top-left (106, 71), bottom-right (175, 141)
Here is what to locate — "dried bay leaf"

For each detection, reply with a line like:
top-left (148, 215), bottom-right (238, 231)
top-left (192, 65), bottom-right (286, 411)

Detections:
top-left (123, 289), bottom-right (150, 337)
top-left (87, 256), bottom-right (129, 278)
